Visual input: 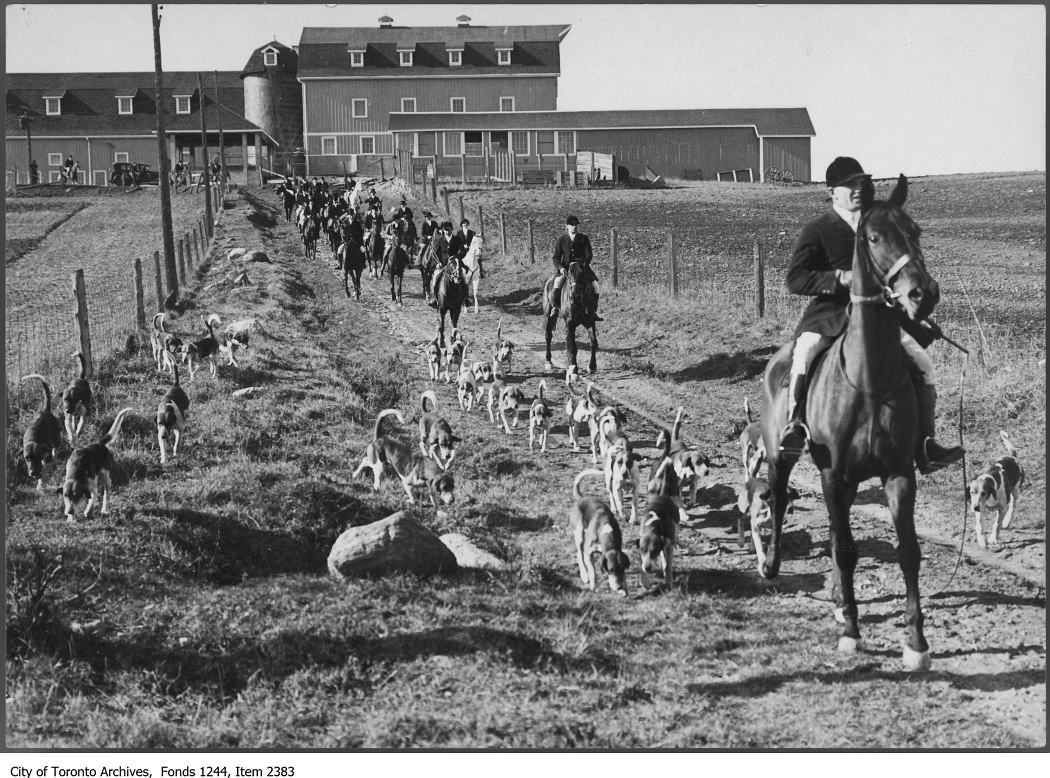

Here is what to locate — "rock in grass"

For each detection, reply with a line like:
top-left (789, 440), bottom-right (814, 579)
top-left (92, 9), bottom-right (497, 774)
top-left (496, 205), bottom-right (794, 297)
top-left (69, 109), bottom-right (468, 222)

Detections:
top-left (231, 386), bottom-right (262, 398)
top-left (438, 533), bottom-right (507, 570)
top-left (328, 512), bottom-right (458, 580)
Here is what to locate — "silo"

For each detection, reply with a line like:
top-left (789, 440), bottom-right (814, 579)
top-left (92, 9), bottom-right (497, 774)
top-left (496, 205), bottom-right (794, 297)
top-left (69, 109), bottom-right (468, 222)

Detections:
top-left (241, 41), bottom-right (303, 176)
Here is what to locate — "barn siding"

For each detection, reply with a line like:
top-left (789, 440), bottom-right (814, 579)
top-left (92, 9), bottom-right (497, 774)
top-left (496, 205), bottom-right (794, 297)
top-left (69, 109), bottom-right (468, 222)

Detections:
top-left (762, 136), bottom-right (811, 182)
top-left (7, 136), bottom-right (161, 183)
top-left (576, 126), bottom-right (760, 180)
top-left (303, 76), bottom-right (558, 134)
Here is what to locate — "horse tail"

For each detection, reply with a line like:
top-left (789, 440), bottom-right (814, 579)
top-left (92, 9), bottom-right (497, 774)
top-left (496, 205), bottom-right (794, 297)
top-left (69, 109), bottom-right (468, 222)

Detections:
top-left (374, 408), bottom-right (405, 440)
top-left (999, 430), bottom-right (1017, 457)
top-left (573, 468), bottom-right (606, 501)
top-left (420, 389), bottom-right (438, 415)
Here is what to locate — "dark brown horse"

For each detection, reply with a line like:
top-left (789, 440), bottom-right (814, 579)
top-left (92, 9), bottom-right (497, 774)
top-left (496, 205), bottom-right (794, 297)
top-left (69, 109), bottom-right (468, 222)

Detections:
top-left (365, 229), bottom-right (384, 279)
top-left (418, 241), bottom-right (438, 303)
top-left (760, 175), bottom-right (939, 671)
top-left (543, 262), bottom-right (598, 376)
top-left (386, 243), bottom-right (411, 309)
top-left (434, 262), bottom-right (466, 348)
top-left (339, 240), bottom-right (365, 299)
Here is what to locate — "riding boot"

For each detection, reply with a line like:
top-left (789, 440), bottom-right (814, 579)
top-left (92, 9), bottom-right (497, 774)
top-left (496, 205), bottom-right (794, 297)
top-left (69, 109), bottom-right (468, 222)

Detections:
top-left (778, 372), bottom-right (810, 457)
top-left (592, 289), bottom-right (603, 322)
top-left (549, 284), bottom-right (561, 320)
top-left (915, 384), bottom-right (965, 474)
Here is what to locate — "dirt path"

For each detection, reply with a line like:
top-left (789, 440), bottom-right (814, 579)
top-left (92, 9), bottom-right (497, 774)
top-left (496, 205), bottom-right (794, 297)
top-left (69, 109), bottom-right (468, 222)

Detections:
top-left (232, 184), bottom-right (1045, 745)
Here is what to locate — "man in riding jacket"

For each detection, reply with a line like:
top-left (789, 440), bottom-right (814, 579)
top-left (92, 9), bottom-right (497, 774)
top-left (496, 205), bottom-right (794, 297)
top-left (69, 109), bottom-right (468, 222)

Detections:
top-left (427, 221), bottom-right (459, 306)
top-left (779, 155), bottom-right (963, 474)
top-left (456, 218), bottom-right (483, 278)
top-left (549, 215), bottom-right (602, 321)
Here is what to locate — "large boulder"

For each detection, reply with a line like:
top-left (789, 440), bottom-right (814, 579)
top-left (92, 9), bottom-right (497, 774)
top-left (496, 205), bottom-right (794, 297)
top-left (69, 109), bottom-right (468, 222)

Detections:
top-left (438, 533), bottom-right (507, 571)
top-left (328, 512), bottom-right (458, 580)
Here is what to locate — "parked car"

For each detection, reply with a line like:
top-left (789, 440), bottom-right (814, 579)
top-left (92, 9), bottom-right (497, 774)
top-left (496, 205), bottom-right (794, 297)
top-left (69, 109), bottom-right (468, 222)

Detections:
top-left (109, 162), bottom-right (160, 186)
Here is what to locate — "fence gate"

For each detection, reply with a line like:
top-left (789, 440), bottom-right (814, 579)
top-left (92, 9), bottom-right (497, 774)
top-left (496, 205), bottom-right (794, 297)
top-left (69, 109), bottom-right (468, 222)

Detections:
top-left (492, 151), bottom-right (513, 183)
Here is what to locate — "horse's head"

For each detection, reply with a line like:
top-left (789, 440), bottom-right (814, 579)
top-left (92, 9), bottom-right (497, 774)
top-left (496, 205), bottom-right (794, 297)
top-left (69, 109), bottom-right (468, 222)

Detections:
top-left (856, 174), bottom-right (939, 321)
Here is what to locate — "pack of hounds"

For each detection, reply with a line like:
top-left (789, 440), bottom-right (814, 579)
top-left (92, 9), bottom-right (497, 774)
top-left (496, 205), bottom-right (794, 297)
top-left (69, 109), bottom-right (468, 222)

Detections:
top-left (17, 312), bottom-right (257, 523)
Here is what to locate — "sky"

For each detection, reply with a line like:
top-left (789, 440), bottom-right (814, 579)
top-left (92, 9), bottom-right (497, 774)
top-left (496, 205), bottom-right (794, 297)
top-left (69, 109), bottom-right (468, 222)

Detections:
top-left (4, 3), bottom-right (1046, 178)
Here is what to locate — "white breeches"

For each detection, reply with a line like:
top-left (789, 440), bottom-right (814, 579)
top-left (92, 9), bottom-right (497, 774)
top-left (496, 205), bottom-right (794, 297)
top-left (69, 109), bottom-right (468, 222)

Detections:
top-left (791, 330), bottom-right (934, 384)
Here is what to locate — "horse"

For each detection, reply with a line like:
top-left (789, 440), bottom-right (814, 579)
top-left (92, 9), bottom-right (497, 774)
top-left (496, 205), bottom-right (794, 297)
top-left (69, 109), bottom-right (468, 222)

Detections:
top-left (759, 174), bottom-right (940, 671)
top-left (339, 241), bottom-right (366, 299)
top-left (302, 216), bottom-right (320, 260)
top-left (365, 229), bottom-right (384, 279)
top-left (461, 235), bottom-right (484, 315)
top-left (386, 242), bottom-right (411, 309)
top-left (543, 262), bottom-right (599, 376)
top-left (434, 261), bottom-right (467, 348)
top-left (279, 184), bottom-right (296, 221)
top-left (417, 240), bottom-right (438, 303)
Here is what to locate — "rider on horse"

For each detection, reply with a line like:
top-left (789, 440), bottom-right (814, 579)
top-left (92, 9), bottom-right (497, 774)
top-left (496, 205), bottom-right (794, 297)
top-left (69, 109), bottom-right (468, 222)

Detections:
top-left (427, 221), bottom-right (465, 306)
top-left (549, 215), bottom-right (603, 322)
top-left (778, 156), bottom-right (963, 474)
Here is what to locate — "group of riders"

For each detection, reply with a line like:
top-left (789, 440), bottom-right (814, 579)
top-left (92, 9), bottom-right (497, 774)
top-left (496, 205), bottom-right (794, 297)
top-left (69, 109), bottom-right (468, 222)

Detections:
top-left (274, 155), bottom-right (959, 473)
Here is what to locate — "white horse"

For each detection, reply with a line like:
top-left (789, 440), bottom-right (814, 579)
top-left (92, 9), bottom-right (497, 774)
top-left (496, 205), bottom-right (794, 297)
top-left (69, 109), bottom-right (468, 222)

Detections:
top-left (347, 180), bottom-right (365, 213)
top-left (462, 235), bottom-right (484, 315)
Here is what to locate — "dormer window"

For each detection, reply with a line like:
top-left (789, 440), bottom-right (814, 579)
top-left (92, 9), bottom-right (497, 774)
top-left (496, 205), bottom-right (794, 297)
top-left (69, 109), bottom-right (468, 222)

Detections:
top-left (44, 96), bottom-right (62, 116)
top-left (398, 49), bottom-right (414, 67)
top-left (174, 95), bottom-right (191, 115)
top-left (350, 49), bottom-right (365, 67)
top-left (447, 48), bottom-right (463, 67)
top-left (263, 49), bottom-right (278, 67)
top-left (117, 96), bottom-right (134, 115)
top-left (497, 48), bottom-right (512, 66)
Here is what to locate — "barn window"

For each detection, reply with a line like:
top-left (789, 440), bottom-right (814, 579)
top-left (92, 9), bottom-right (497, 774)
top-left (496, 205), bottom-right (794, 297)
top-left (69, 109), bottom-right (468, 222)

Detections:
top-left (497, 48), bottom-right (512, 66)
top-left (350, 50), bottom-right (365, 67)
top-left (400, 97), bottom-right (417, 113)
top-left (464, 131), bottom-right (483, 157)
top-left (263, 49), bottom-right (278, 67)
top-left (450, 97), bottom-right (466, 113)
top-left (117, 96), bottom-right (134, 115)
top-left (321, 136), bottom-right (337, 155)
top-left (556, 131), bottom-right (576, 155)
top-left (352, 99), bottom-right (367, 118)
top-left (174, 95), bottom-right (191, 114)
top-left (44, 96), bottom-right (62, 116)
top-left (399, 50), bottom-right (414, 67)
top-left (443, 131), bottom-right (462, 156)
top-left (114, 152), bottom-right (129, 163)
top-left (359, 135), bottom-right (375, 155)
top-left (536, 131), bottom-right (555, 155)
top-left (511, 131), bottom-right (529, 156)
top-left (48, 152), bottom-right (63, 166)
top-left (447, 49), bottom-right (462, 67)
top-left (499, 96), bottom-right (515, 112)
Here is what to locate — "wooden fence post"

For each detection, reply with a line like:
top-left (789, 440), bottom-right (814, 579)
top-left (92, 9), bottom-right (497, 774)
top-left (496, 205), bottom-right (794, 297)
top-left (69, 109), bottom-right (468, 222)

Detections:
top-left (477, 204), bottom-right (484, 239)
top-left (442, 186), bottom-right (450, 219)
top-left (527, 218), bottom-right (535, 265)
top-left (72, 269), bottom-right (94, 379)
top-left (183, 232), bottom-right (192, 271)
top-left (669, 232), bottom-right (679, 299)
top-left (177, 238), bottom-right (186, 285)
top-left (754, 238), bottom-right (765, 317)
top-left (460, 156), bottom-right (466, 186)
top-left (133, 257), bottom-right (146, 330)
top-left (430, 170), bottom-right (437, 202)
top-left (153, 250), bottom-right (164, 311)
top-left (499, 212), bottom-right (507, 260)
top-left (458, 195), bottom-right (464, 226)
top-left (610, 228), bottom-right (618, 288)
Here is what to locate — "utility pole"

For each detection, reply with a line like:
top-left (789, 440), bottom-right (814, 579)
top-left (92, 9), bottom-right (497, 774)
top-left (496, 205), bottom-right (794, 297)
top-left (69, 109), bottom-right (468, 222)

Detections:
top-left (152, 3), bottom-right (178, 305)
top-left (213, 71), bottom-right (226, 191)
top-left (197, 72), bottom-right (214, 234)
top-left (18, 111), bottom-right (33, 185)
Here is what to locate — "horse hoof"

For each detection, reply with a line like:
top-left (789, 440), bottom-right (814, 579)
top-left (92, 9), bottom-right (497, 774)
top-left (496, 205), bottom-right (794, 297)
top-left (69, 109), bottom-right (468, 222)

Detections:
top-left (833, 607), bottom-right (846, 624)
top-left (902, 645), bottom-right (932, 672)
top-left (837, 636), bottom-right (860, 653)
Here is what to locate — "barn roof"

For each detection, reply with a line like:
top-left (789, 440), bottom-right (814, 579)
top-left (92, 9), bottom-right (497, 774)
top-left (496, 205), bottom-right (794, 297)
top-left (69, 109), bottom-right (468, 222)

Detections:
top-left (5, 72), bottom-right (275, 143)
top-left (388, 108), bottom-right (817, 136)
top-left (240, 40), bottom-right (299, 78)
top-left (298, 24), bottom-right (568, 77)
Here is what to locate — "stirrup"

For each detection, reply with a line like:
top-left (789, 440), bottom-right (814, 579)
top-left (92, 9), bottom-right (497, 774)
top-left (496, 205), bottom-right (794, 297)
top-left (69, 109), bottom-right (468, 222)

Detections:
top-left (779, 420), bottom-right (810, 457)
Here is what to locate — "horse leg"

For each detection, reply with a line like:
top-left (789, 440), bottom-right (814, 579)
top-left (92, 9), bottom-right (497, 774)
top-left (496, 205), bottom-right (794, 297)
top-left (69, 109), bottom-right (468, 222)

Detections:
top-left (820, 469), bottom-right (861, 652)
top-left (588, 325), bottom-right (598, 374)
top-left (884, 471), bottom-right (931, 670)
top-left (544, 314), bottom-right (556, 370)
top-left (472, 276), bottom-right (479, 316)
top-left (565, 323), bottom-right (579, 372)
top-left (760, 455), bottom-right (795, 579)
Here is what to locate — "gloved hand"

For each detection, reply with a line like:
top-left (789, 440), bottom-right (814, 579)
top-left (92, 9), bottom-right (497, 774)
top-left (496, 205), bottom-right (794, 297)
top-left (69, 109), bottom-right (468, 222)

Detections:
top-left (836, 269), bottom-right (853, 288)
top-left (925, 320), bottom-right (944, 340)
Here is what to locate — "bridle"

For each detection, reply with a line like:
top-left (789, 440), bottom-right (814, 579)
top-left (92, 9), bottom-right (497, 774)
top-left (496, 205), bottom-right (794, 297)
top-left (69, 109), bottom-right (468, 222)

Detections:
top-left (849, 210), bottom-right (923, 309)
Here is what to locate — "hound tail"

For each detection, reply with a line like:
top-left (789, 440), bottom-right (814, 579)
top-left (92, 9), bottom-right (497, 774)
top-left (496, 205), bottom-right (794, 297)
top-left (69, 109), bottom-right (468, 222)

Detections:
top-left (744, 397), bottom-right (754, 425)
top-left (573, 468), bottom-right (606, 501)
top-left (496, 318), bottom-right (503, 344)
top-left (672, 406), bottom-right (684, 443)
top-left (999, 430), bottom-right (1017, 457)
top-left (537, 379), bottom-right (548, 402)
top-left (171, 361), bottom-right (181, 388)
top-left (153, 312), bottom-right (167, 332)
top-left (201, 313), bottom-right (222, 333)
top-left (420, 389), bottom-right (438, 414)
top-left (374, 408), bottom-right (406, 440)
top-left (655, 427), bottom-right (672, 460)
top-left (73, 351), bottom-right (87, 380)
top-left (101, 407), bottom-right (134, 447)
top-left (21, 374), bottom-right (53, 413)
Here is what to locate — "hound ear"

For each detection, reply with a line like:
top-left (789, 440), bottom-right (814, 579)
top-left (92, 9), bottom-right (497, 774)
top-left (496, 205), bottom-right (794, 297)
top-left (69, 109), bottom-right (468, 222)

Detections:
top-left (759, 488), bottom-right (772, 502)
top-left (635, 537), bottom-right (641, 548)
top-left (619, 552), bottom-right (631, 570)
top-left (451, 435), bottom-right (462, 443)
top-left (888, 174), bottom-right (908, 208)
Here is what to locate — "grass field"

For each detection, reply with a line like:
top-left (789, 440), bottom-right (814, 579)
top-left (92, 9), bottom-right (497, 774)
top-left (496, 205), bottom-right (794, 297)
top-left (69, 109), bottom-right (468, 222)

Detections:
top-left (5, 173), bottom-right (1045, 749)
